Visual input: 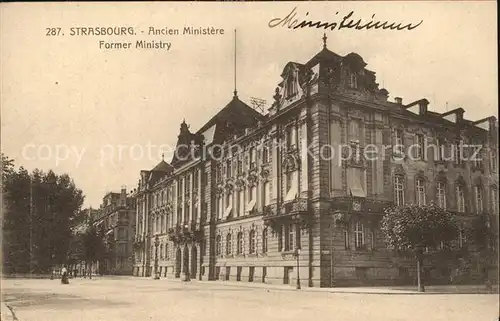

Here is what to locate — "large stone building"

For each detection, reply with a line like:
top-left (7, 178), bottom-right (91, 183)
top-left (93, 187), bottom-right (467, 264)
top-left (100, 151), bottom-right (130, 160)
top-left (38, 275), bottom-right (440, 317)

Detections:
top-left (94, 187), bottom-right (137, 275)
top-left (132, 37), bottom-right (498, 287)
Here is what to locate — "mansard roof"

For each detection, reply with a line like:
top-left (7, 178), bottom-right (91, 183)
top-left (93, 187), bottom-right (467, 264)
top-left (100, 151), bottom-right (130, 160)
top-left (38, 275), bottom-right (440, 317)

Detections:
top-left (151, 160), bottom-right (173, 172)
top-left (305, 47), bottom-right (342, 67)
top-left (196, 95), bottom-right (264, 143)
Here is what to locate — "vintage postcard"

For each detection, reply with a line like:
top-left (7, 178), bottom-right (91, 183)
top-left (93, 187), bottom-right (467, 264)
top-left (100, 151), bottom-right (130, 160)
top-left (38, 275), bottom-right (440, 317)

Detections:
top-left (0, 2), bottom-right (498, 321)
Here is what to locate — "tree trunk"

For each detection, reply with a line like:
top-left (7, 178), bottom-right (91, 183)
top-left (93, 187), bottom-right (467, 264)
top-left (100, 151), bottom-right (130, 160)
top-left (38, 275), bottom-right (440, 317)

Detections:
top-left (89, 261), bottom-right (92, 279)
top-left (416, 255), bottom-right (425, 292)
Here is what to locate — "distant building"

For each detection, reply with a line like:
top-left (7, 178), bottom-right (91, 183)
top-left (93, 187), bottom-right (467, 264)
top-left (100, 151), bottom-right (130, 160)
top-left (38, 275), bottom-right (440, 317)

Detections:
top-left (94, 187), bottom-right (136, 275)
top-left (83, 207), bottom-right (99, 222)
top-left (132, 36), bottom-right (498, 286)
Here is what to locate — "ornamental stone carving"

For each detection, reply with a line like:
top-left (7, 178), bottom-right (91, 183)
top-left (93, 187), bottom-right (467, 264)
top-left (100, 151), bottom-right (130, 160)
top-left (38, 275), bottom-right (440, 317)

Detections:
top-left (224, 183), bottom-right (234, 194)
top-left (247, 173), bottom-right (258, 187)
top-left (260, 168), bottom-right (270, 181)
top-left (283, 153), bottom-right (300, 173)
top-left (215, 186), bottom-right (224, 197)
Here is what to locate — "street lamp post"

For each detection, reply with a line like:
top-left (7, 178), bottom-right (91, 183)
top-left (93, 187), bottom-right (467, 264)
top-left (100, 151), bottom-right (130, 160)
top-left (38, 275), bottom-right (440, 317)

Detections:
top-left (154, 235), bottom-right (160, 280)
top-left (295, 247), bottom-right (301, 290)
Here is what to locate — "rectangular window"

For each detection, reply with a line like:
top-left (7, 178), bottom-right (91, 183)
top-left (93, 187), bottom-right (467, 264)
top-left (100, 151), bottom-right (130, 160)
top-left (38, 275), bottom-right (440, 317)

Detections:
top-left (263, 182), bottom-right (271, 206)
top-left (284, 171), bottom-right (297, 202)
top-left (394, 129), bottom-right (404, 155)
top-left (394, 175), bottom-right (405, 206)
top-left (415, 134), bottom-right (424, 159)
top-left (286, 126), bottom-right (297, 150)
top-left (237, 157), bottom-right (243, 174)
top-left (344, 230), bottom-right (350, 249)
top-left (456, 185), bottom-right (465, 213)
top-left (246, 186), bottom-right (257, 214)
top-left (455, 141), bottom-right (463, 164)
top-left (238, 190), bottom-right (245, 216)
top-left (475, 186), bottom-right (483, 213)
top-left (226, 234), bottom-right (232, 255)
top-left (350, 119), bottom-right (361, 142)
top-left (249, 148), bottom-right (256, 169)
top-left (295, 224), bottom-right (301, 250)
top-left (263, 142), bottom-right (271, 163)
top-left (287, 223), bottom-right (294, 251)
top-left (226, 160), bottom-right (232, 178)
top-left (193, 171), bottom-right (199, 189)
top-left (354, 221), bottom-right (365, 250)
top-left (492, 189), bottom-right (498, 213)
top-left (262, 228), bottom-right (268, 253)
top-left (437, 182), bottom-right (447, 209)
top-left (277, 225), bottom-right (283, 252)
top-left (218, 197), bottom-right (224, 220)
top-left (237, 233), bottom-right (243, 255)
top-left (436, 138), bottom-right (446, 161)
top-left (473, 149), bottom-right (484, 169)
top-left (349, 73), bottom-right (358, 89)
top-left (416, 179), bottom-right (426, 206)
top-left (458, 229), bottom-right (467, 248)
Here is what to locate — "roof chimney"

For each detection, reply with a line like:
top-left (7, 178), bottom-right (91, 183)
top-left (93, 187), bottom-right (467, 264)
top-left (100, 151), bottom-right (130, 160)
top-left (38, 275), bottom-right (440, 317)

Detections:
top-left (395, 97), bottom-right (403, 105)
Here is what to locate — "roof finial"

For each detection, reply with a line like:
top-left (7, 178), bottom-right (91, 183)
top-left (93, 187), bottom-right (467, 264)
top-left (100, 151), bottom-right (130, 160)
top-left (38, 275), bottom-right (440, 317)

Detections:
top-left (233, 29), bottom-right (238, 98)
top-left (161, 152), bottom-right (164, 161)
top-left (322, 33), bottom-right (327, 49)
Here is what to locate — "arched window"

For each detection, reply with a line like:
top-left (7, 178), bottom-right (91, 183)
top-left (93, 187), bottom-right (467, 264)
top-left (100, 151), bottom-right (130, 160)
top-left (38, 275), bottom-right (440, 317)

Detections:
top-left (237, 232), bottom-right (243, 255)
top-left (262, 228), bottom-right (268, 253)
top-left (249, 230), bottom-right (256, 254)
top-left (216, 235), bottom-right (222, 256)
top-left (226, 233), bottom-right (232, 255)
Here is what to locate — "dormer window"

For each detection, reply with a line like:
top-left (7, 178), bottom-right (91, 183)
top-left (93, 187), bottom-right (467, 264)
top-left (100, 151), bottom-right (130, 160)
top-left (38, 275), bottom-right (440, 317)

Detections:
top-left (349, 73), bottom-right (358, 89)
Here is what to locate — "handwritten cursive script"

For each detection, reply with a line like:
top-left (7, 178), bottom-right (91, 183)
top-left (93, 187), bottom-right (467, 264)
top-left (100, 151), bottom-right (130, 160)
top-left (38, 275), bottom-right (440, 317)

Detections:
top-left (269, 7), bottom-right (423, 31)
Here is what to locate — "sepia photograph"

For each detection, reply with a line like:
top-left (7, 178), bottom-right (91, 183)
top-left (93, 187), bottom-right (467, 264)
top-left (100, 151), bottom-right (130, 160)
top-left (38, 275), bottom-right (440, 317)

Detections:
top-left (0, 2), bottom-right (498, 321)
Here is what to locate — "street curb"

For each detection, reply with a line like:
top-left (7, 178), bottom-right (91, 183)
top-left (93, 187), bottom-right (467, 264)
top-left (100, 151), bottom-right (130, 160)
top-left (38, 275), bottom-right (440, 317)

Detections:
top-left (1, 302), bottom-right (18, 321)
top-left (159, 278), bottom-right (499, 295)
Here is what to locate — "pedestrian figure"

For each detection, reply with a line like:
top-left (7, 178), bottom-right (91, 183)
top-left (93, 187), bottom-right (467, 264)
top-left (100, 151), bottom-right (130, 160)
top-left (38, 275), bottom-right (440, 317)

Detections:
top-left (61, 266), bottom-right (69, 284)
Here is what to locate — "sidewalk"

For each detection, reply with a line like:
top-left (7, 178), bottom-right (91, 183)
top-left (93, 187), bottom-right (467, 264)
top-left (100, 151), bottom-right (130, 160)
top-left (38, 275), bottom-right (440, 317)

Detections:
top-left (163, 278), bottom-right (499, 295)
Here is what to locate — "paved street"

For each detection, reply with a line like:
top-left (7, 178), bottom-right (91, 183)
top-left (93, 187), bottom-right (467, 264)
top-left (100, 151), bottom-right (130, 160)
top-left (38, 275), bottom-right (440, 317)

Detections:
top-left (1, 277), bottom-right (498, 321)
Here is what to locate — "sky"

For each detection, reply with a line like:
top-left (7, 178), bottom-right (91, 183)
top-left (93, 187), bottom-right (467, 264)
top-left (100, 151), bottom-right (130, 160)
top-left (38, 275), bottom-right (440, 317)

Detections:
top-left (1, 2), bottom-right (497, 208)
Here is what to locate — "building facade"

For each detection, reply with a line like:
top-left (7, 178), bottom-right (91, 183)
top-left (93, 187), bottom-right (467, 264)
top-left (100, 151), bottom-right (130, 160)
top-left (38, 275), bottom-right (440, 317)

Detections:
top-left (133, 38), bottom-right (498, 287)
top-left (94, 187), bottom-right (137, 275)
